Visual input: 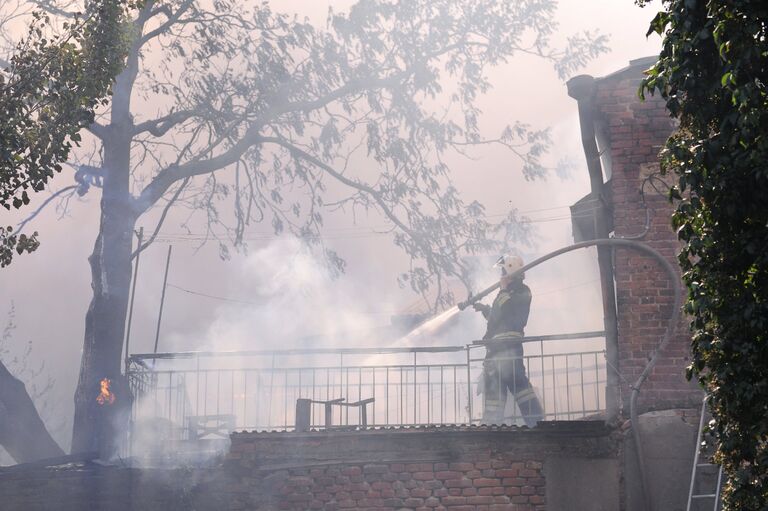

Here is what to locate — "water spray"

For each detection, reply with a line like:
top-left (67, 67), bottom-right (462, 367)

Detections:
top-left (400, 305), bottom-right (461, 342)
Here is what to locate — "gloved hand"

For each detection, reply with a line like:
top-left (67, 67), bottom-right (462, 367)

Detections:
top-left (473, 302), bottom-right (490, 314)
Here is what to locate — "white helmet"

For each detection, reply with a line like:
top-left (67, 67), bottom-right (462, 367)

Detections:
top-left (494, 254), bottom-right (524, 277)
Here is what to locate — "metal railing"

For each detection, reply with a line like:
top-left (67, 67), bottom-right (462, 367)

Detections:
top-left (126, 331), bottom-right (607, 451)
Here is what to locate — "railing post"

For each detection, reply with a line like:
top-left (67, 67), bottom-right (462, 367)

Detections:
top-left (413, 351), bottom-right (417, 424)
top-left (295, 398), bottom-right (311, 432)
top-left (325, 402), bottom-right (333, 428)
top-left (466, 345), bottom-right (473, 424)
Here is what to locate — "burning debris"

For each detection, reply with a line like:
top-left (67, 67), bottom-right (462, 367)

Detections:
top-left (96, 378), bottom-right (115, 406)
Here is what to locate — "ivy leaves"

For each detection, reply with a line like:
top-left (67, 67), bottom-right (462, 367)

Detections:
top-left (640, 1), bottom-right (768, 508)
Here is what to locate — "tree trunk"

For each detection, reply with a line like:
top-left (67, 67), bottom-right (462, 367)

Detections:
top-left (70, 167), bottom-right (136, 455)
top-left (70, 20), bottom-right (144, 455)
top-left (70, 215), bottom-right (134, 456)
top-left (0, 359), bottom-right (64, 463)
top-left (70, 105), bottom-right (136, 457)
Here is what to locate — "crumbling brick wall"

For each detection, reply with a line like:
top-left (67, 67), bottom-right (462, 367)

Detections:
top-left (592, 57), bottom-right (702, 412)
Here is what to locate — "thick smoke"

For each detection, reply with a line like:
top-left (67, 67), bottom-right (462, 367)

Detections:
top-left (0, 0), bottom-right (662, 465)
top-left (163, 237), bottom-right (391, 353)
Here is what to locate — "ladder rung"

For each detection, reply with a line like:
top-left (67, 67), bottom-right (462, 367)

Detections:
top-left (697, 463), bottom-right (717, 468)
top-left (691, 494), bottom-right (717, 499)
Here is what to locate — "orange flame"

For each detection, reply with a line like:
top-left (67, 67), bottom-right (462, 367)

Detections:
top-left (96, 378), bottom-right (116, 406)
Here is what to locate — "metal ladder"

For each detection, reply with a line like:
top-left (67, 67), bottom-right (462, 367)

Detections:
top-left (687, 399), bottom-right (724, 511)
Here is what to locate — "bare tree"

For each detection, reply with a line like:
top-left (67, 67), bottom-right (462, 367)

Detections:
top-left (18, 0), bottom-right (605, 453)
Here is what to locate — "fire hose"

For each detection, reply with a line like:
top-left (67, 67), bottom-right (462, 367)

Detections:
top-left (459, 238), bottom-right (682, 511)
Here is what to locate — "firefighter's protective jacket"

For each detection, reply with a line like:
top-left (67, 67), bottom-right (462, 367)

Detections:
top-left (481, 279), bottom-right (531, 340)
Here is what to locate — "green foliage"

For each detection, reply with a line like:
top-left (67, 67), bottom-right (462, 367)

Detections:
top-left (640, 1), bottom-right (768, 508)
top-left (0, 226), bottom-right (38, 268)
top-left (0, 0), bottom-right (133, 265)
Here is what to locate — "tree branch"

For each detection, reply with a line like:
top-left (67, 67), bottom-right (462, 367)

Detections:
top-left (85, 122), bottom-right (108, 140)
top-left (134, 125), bottom-right (265, 213)
top-left (139, 0), bottom-right (194, 45)
top-left (133, 109), bottom-right (195, 136)
top-left (29, 0), bottom-right (78, 19)
top-left (133, 65), bottom-right (424, 213)
top-left (260, 54), bottom-right (438, 123)
top-left (132, 176), bottom-right (189, 259)
top-left (147, 4), bottom-right (172, 21)
top-left (16, 185), bottom-right (78, 234)
top-left (260, 135), bottom-right (438, 266)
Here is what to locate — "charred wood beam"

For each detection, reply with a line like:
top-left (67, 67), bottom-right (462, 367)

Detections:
top-left (567, 75), bottom-right (620, 423)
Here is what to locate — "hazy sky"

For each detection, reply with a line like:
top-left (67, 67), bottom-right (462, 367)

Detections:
top-left (0, 0), bottom-right (663, 448)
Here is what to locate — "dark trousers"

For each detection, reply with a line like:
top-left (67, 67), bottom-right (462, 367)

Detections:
top-left (482, 342), bottom-right (544, 427)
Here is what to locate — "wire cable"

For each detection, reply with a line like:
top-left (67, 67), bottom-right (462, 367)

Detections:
top-left (167, 283), bottom-right (262, 306)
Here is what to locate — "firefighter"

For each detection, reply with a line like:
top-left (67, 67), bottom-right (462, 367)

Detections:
top-left (473, 254), bottom-right (544, 427)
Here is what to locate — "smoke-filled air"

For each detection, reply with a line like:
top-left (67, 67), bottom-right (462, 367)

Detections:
top-left (1, 0), bottom-right (666, 483)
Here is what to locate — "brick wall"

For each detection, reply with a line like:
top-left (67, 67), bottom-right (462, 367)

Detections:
top-left (260, 460), bottom-right (546, 510)
top-left (592, 58), bottom-right (701, 412)
top-left (0, 423), bottom-right (620, 511)
top-left (224, 422), bottom-right (619, 511)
